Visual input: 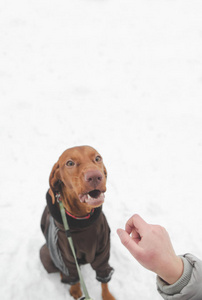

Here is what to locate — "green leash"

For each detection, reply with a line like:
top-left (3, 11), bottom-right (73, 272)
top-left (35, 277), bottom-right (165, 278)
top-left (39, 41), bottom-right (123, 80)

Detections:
top-left (56, 193), bottom-right (93, 300)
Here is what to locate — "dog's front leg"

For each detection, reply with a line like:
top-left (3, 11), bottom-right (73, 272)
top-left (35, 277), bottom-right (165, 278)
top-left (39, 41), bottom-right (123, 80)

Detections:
top-left (101, 283), bottom-right (115, 300)
top-left (70, 282), bottom-right (82, 299)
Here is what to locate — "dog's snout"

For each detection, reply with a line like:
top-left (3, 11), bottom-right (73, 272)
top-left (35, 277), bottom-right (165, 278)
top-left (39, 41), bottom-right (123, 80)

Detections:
top-left (84, 170), bottom-right (103, 188)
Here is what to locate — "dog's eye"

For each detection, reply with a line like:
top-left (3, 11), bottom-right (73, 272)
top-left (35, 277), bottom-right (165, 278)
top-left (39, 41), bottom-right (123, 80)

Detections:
top-left (66, 160), bottom-right (75, 167)
top-left (95, 155), bottom-right (102, 162)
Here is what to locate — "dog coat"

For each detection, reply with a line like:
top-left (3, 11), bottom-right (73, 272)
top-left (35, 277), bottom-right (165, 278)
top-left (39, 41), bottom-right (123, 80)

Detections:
top-left (40, 191), bottom-right (114, 285)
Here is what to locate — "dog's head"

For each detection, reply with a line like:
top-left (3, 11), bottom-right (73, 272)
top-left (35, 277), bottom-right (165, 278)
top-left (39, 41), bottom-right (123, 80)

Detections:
top-left (49, 146), bottom-right (107, 209)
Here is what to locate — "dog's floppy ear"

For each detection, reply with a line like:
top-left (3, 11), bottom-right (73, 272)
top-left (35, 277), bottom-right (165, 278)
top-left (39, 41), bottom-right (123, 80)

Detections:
top-left (49, 161), bottom-right (62, 204)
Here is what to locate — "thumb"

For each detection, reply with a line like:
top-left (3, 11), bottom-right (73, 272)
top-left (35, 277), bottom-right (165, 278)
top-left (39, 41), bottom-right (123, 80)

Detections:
top-left (117, 228), bottom-right (139, 257)
top-left (117, 228), bottom-right (129, 244)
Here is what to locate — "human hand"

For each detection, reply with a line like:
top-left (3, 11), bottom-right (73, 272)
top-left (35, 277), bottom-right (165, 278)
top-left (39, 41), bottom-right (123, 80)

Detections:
top-left (117, 214), bottom-right (183, 285)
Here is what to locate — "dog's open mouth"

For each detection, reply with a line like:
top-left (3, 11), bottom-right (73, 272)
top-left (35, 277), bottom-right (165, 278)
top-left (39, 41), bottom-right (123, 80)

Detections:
top-left (79, 189), bottom-right (105, 206)
top-left (88, 189), bottom-right (101, 199)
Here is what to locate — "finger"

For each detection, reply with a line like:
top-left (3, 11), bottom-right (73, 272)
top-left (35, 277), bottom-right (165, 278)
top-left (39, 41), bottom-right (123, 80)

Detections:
top-left (125, 214), bottom-right (149, 235)
top-left (117, 229), bottom-right (141, 258)
top-left (131, 228), bottom-right (141, 240)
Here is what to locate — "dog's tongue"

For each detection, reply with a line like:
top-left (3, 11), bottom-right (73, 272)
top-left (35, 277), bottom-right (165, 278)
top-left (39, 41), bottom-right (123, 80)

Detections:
top-left (79, 192), bottom-right (105, 206)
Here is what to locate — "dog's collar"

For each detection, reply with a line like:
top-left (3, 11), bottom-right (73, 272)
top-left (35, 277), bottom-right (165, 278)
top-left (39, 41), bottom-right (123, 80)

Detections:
top-left (64, 208), bottom-right (95, 220)
top-left (55, 192), bottom-right (95, 220)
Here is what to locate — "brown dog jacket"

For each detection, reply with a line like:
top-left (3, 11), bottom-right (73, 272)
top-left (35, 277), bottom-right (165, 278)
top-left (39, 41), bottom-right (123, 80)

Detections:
top-left (40, 191), bottom-right (114, 285)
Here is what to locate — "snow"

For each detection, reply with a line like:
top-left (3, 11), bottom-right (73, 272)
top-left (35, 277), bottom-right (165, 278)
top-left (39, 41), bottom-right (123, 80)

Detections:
top-left (1, 0), bottom-right (202, 299)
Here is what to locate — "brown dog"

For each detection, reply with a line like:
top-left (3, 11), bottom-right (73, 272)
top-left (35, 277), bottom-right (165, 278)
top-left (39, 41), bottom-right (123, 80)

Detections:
top-left (40, 146), bottom-right (115, 300)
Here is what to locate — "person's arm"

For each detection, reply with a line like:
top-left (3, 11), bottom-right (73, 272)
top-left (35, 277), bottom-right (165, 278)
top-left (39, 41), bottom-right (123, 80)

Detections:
top-left (117, 214), bottom-right (202, 299)
top-left (156, 254), bottom-right (193, 297)
top-left (157, 253), bottom-right (202, 299)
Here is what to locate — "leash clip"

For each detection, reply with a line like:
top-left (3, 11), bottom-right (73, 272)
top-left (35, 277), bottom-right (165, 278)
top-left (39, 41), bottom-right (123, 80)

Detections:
top-left (55, 192), bottom-right (61, 203)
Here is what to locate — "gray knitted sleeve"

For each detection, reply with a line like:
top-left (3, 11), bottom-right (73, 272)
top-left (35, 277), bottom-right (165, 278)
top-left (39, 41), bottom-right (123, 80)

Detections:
top-left (156, 255), bottom-right (193, 296)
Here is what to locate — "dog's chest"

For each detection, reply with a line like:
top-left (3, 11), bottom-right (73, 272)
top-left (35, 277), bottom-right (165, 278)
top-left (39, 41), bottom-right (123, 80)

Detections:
top-left (56, 212), bottom-right (110, 264)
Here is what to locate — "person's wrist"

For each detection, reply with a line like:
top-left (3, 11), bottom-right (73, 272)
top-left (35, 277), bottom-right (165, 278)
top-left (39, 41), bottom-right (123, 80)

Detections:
top-left (158, 256), bottom-right (184, 285)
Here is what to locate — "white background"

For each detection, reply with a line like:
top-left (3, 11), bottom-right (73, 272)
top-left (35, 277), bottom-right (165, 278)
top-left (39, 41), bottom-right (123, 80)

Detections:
top-left (1, 0), bottom-right (202, 299)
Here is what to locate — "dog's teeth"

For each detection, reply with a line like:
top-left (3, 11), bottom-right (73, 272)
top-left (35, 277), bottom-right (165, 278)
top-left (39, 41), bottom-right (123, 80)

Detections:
top-left (85, 194), bottom-right (91, 202)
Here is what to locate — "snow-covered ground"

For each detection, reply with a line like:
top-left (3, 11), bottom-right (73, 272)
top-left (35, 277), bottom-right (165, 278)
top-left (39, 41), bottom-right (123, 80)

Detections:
top-left (1, 0), bottom-right (202, 299)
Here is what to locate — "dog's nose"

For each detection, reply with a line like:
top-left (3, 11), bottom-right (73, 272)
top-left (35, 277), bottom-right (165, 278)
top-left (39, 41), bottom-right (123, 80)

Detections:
top-left (84, 170), bottom-right (103, 188)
